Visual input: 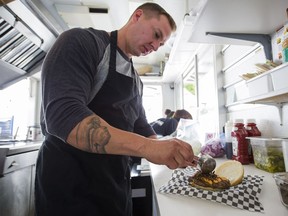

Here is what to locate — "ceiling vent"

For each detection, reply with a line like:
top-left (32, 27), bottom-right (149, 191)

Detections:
top-left (0, 16), bottom-right (45, 73)
top-left (89, 8), bottom-right (108, 14)
top-left (0, 1), bottom-right (57, 89)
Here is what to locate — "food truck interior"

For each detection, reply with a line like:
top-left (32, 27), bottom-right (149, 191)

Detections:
top-left (0, 0), bottom-right (288, 215)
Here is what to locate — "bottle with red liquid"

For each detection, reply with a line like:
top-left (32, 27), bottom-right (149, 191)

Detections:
top-left (245, 119), bottom-right (261, 163)
top-left (231, 119), bottom-right (250, 164)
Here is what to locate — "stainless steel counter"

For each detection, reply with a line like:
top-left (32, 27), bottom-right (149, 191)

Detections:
top-left (0, 140), bottom-right (42, 216)
top-left (0, 140), bottom-right (42, 155)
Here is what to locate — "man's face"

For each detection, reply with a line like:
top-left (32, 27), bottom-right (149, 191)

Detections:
top-left (127, 13), bottom-right (173, 57)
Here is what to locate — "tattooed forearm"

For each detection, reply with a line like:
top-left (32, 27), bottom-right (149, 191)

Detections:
top-left (76, 116), bottom-right (111, 153)
top-left (87, 117), bottom-right (111, 153)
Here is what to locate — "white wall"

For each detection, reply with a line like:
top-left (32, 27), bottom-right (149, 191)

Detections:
top-left (161, 83), bottom-right (175, 114)
top-left (228, 104), bottom-right (288, 137)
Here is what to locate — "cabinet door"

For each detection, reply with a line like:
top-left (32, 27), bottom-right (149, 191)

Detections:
top-left (0, 166), bottom-right (32, 216)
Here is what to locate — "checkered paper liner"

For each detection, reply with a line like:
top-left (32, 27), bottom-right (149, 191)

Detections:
top-left (158, 167), bottom-right (264, 212)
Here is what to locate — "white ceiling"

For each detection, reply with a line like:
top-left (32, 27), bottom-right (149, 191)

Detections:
top-left (189, 0), bottom-right (288, 44)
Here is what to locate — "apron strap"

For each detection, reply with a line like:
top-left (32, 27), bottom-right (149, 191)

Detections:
top-left (109, 31), bottom-right (117, 72)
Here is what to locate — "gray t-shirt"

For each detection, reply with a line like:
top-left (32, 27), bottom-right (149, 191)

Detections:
top-left (41, 28), bottom-right (154, 141)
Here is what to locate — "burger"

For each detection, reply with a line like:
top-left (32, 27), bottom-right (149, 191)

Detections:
top-left (188, 160), bottom-right (244, 191)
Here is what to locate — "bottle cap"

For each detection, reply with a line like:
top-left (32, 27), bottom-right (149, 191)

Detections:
top-left (246, 118), bottom-right (256, 124)
top-left (233, 119), bottom-right (244, 124)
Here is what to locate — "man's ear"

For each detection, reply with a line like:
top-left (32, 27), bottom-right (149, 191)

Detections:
top-left (132, 9), bottom-right (143, 22)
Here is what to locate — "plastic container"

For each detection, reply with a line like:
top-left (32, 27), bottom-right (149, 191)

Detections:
top-left (270, 63), bottom-right (288, 91)
top-left (246, 74), bottom-right (273, 97)
top-left (273, 172), bottom-right (288, 208)
top-left (234, 81), bottom-right (249, 101)
top-left (248, 137), bottom-right (285, 173)
top-left (245, 119), bottom-right (261, 163)
top-left (226, 85), bottom-right (236, 104)
top-left (231, 119), bottom-right (249, 164)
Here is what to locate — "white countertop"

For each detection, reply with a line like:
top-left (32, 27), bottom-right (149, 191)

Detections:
top-left (149, 158), bottom-right (288, 216)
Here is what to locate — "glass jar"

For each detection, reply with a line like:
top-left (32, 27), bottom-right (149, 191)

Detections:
top-left (273, 172), bottom-right (288, 208)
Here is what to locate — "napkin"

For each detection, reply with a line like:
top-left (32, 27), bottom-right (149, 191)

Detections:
top-left (158, 166), bottom-right (264, 212)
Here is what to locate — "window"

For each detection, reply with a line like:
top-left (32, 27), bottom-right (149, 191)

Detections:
top-left (181, 44), bottom-right (219, 137)
top-left (182, 65), bottom-right (197, 118)
top-left (142, 85), bottom-right (163, 123)
top-left (0, 78), bottom-right (40, 140)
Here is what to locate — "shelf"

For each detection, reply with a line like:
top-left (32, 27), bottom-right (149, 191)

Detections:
top-left (226, 63), bottom-right (288, 107)
top-left (225, 63), bottom-right (288, 125)
top-left (226, 88), bottom-right (288, 126)
top-left (226, 88), bottom-right (288, 106)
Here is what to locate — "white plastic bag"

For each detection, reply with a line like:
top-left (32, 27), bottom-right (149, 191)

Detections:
top-left (176, 119), bottom-right (202, 155)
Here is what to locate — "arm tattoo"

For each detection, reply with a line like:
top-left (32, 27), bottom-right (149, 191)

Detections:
top-left (76, 116), bottom-right (111, 153)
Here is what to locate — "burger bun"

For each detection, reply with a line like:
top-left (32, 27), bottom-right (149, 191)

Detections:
top-left (214, 160), bottom-right (244, 186)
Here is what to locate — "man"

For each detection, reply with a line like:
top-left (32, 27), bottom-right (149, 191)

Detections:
top-left (36, 3), bottom-right (194, 216)
top-left (151, 109), bottom-right (193, 136)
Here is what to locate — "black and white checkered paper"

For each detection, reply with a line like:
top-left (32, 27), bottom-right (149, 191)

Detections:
top-left (159, 167), bottom-right (264, 212)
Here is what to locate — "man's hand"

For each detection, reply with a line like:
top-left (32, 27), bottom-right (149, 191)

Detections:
top-left (144, 138), bottom-right (195, 169)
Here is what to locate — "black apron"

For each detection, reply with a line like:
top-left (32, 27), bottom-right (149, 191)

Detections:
top-left (35, 31), bottom-right (141, 216)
